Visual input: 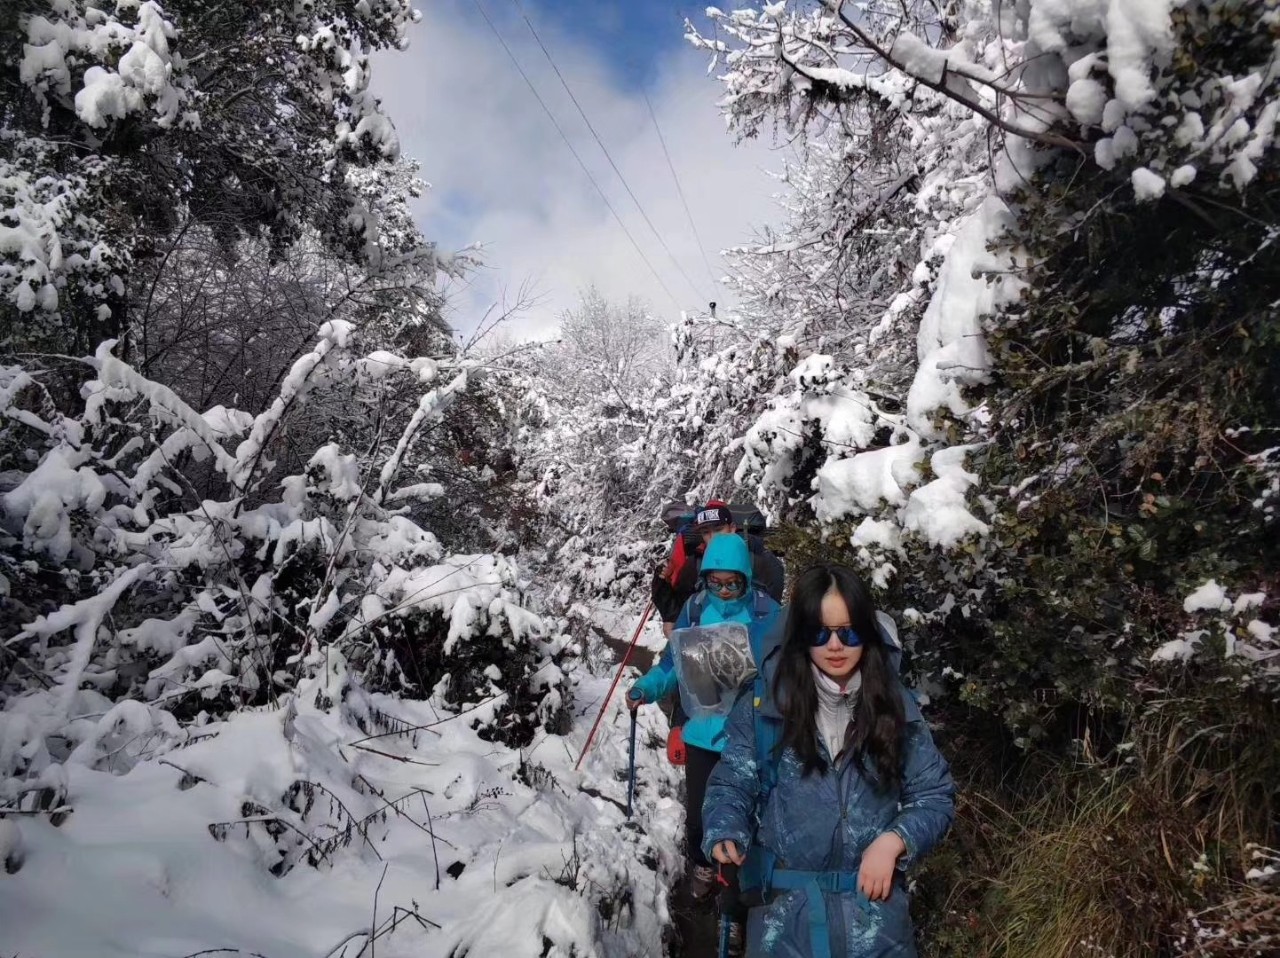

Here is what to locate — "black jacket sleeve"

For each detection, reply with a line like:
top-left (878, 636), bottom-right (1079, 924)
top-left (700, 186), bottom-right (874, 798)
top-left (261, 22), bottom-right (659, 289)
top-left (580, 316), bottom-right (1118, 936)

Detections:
top-left (750, 542), bottom-right (785, 602)
top-left (650, 567), bottom-right (684, 623)
top-left (660, 554), bottom-right (700, 624)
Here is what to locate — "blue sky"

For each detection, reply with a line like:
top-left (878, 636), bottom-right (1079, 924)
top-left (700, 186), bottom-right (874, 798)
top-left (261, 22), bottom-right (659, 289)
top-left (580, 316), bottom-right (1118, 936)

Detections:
top-left (373, 0), bottom-right (784, 338)
top-left (523, 0), bottom-right (709, 90)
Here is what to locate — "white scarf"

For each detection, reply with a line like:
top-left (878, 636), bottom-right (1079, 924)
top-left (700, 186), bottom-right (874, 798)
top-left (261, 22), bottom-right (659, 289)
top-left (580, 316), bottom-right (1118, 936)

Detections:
top-left (812, 664), bottom-right (861, 761)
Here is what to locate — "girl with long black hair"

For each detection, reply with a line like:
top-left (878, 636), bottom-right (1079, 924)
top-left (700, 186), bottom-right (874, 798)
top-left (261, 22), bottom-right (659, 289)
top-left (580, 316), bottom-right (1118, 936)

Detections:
top-left (701, 564), bottom-right (954, 958)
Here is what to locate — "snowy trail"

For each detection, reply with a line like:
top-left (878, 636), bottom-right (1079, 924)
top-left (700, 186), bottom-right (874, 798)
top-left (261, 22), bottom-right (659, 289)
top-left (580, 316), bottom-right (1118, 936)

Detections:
top-left (590, 612), bottom-right (723, 958)
top-left (0, 617), bottom-right (686, 958)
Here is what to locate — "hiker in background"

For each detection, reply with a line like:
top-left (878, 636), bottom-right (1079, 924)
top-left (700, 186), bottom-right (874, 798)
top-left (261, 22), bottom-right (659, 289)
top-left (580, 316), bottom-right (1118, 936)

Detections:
top-left (652, 500), bottom-right (785, 637)
top-left (628, 535), bottom-right (780, 928)
top-left (651, 511), bottom-right (700, 636)
top-left (703, 564), bottom-right (954, 958)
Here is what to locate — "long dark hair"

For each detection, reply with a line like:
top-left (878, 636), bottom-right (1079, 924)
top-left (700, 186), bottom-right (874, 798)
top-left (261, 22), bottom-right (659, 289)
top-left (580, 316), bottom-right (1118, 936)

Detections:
top-left (774, 564), bottom-right (906, 790)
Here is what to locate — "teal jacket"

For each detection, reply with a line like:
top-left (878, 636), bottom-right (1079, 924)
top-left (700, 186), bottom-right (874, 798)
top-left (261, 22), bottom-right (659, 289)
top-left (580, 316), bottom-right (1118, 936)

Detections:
top-left (630, 535), bottom-right (781, 752)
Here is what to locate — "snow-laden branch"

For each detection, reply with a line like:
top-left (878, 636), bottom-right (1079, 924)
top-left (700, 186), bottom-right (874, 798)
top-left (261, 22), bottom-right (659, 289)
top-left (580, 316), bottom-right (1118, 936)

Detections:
top-left (375, 370), bottom-right (469, 505)
top-left (16, 564), bottom-right (152, 716)
top-left (91, 340), bottom-right (239, 478)
top-left (817, 2), bottom-right (1082, 152)
top-left (229, 320), bottom-right (352, 494)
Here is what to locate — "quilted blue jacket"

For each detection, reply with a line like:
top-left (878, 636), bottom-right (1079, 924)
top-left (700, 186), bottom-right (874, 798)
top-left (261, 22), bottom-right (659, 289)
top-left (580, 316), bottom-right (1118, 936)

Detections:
top-left (701, 630), bottom-right (954, 958)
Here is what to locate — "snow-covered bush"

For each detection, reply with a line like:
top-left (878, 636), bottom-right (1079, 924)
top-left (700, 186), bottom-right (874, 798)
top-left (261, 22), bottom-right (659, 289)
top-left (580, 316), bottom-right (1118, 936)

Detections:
top-left (964, 0), bottom-right (1280, 728)
top-left (0, 662), bottom-right (672, 958)
top-left (1151, 581), bottom-right (1279, 696)
top-left (0, 322), bottom-right (573, 806)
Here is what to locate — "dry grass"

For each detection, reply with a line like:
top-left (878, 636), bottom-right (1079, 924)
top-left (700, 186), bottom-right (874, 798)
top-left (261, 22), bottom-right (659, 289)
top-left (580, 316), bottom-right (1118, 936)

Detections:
top-left (915, 688), bottom-right (1280, 957)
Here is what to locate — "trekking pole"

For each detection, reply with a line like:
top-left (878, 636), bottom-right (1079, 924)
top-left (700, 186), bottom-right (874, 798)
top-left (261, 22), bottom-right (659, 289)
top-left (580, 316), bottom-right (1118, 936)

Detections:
top-left (574, 600), bottom-right (655, 770)
top-left (625, 705), bottom-right (639, 818)
top-left (717, 862), bottom-right (741, 958)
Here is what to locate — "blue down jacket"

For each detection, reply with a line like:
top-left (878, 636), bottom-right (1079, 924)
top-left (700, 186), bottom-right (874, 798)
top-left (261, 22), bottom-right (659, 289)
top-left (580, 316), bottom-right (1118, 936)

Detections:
top-left (701, 631), bottom-right (955, 958)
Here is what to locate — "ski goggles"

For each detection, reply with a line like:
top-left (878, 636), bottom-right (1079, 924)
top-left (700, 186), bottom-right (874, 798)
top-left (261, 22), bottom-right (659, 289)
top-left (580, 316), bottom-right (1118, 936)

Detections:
top-left (812, 626), bottom-right (863, 648)
top-left (704, 574), bottom-right (746, 597)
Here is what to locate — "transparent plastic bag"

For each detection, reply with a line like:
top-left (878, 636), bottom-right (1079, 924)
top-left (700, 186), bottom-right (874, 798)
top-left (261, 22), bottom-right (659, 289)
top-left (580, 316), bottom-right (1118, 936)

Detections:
top-left (668, 623), bottom-right (757, 722)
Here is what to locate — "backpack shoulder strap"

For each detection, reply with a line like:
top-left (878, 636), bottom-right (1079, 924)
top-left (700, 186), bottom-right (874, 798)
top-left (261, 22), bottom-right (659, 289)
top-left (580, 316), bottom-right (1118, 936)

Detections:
top-left (751, 589), bottom-right (774, 618)
top-left (875, 610), bottom-right (903, 672)
top-left (751, 672), bottom-right (783, 803)
top-left (739, 671), bottom-right (783, 898)
top-left (687, 591), bottom-right (706, 626)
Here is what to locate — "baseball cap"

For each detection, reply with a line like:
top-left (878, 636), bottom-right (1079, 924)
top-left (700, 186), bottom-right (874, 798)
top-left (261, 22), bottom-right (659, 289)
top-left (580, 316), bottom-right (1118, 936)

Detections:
top-left (692, 500), bottom-right (733, 529)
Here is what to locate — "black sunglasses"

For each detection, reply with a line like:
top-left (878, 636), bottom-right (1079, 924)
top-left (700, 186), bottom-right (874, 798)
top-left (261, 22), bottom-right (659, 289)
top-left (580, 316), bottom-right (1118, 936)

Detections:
top-left (811, 626), bottom-right (862, 648)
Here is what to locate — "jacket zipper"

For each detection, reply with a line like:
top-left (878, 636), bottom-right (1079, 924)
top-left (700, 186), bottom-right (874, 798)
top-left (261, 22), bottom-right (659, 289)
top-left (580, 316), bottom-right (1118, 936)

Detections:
top-left (827, 738), bottom-right (850, 958)
top-left (831, 689), bottom-right (862, 958)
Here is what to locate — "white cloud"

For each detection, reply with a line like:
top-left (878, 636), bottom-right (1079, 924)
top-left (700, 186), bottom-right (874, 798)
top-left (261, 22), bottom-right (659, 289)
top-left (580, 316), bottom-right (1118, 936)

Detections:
top-left (372, 0), bottom-right (784, 340)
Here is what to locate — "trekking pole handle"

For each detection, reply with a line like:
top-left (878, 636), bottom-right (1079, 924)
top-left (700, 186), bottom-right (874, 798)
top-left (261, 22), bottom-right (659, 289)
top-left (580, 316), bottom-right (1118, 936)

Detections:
top-left (717, 862), bottom-right (740, 899)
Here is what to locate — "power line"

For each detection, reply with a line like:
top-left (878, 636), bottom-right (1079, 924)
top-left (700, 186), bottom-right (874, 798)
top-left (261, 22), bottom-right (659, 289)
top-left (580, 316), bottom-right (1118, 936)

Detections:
top-left (467, 0), bottom-right (683, 312)
top-left (508, 0), bottom-right (709, 304)
top-left (643, 90), bottom-right (720, 293)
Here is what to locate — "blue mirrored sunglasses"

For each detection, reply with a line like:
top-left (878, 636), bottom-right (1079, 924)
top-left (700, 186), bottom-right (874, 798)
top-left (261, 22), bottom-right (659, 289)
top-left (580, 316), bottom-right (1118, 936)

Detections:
top-left (705, 576), bottom-right (746, 597)
top-left (812, 626), bottom-right (863, 648)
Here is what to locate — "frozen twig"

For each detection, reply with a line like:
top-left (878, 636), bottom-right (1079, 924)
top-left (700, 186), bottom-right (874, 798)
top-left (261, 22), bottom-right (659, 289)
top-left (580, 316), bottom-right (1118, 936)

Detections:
top-left (369, 863), bottom-right (388, 958)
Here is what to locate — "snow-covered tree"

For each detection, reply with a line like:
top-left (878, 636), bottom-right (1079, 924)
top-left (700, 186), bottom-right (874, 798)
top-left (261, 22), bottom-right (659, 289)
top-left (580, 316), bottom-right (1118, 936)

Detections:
top-left (506, 288), bottom-right (673, 535)
top-left (0, 0), bottom-right (577, 867)
top-left (679, 0), bottom-right (1279, 721)
top-left (2, 0), bottom-right (421, 352)
top-left (130, 157), bottom-right (463, 418)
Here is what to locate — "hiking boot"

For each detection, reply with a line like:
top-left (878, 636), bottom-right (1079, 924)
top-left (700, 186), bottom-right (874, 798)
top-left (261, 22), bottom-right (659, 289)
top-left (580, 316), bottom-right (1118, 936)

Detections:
top-left (727, 921), bottom-right (745, 957)
top-left (688, 863), bottom-right (717, 901)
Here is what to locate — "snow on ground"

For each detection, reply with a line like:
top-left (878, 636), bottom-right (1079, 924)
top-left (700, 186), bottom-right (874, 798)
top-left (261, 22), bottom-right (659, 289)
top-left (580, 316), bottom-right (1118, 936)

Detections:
top-left (595, 602), bottom-right (669, 655)
top-left (0, 641), bottom-right (682, 957)
top-left (569, 598), bottom-right (669, 657)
